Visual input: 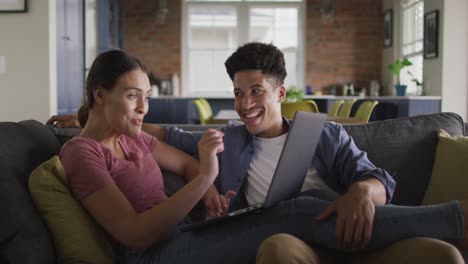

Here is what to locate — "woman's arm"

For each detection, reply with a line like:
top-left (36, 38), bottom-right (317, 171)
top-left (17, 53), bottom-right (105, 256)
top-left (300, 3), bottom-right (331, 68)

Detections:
top-left (81, 172), bottom-right (214, 250)
top-left (80, 129), bottom-right (224, 250)
top-left (154, 133), bottom-right (233, 219)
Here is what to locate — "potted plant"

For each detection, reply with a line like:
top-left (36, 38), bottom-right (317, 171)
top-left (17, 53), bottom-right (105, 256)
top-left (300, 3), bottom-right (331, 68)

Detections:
top-left (388, 58), bottom-right (412, 96)
top-left (285, 86), bottom-right (304, 102)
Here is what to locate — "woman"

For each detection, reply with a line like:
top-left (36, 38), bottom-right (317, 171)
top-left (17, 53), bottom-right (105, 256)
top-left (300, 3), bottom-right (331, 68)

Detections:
top-left (60, 50), bottom-right (467, 264)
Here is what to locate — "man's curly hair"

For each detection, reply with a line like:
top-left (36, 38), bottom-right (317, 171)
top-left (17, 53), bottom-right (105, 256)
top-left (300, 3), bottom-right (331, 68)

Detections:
top-left (224, 42), bottom-right (287, 87)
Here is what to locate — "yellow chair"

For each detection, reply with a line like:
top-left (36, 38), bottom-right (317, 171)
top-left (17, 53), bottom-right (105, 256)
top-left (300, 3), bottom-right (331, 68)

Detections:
top-left (281, 100), bottom-right (319, 119)
top-left (328, 100), bottom-right (344, 117)
top-left (198, 98), bottom-right (213, 118)
top-left (337, 99), bottom-right (357, 118)
top-left (353, 100), bottom-right (379, 123)
top-left (192, 98), bottom-right (228, 124)
top-left (192, 99), bottom-right (213, 125)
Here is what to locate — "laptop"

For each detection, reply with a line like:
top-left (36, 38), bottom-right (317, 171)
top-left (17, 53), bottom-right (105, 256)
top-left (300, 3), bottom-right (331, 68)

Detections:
top-left (180, 111), bottom-right (327, 232)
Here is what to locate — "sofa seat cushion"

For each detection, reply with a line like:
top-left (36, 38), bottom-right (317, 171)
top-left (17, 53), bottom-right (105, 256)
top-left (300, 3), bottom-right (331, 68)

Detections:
top-left (422, 129), bottom-right (468, 205)
top-left (29, 156), bottom-right (114, 263)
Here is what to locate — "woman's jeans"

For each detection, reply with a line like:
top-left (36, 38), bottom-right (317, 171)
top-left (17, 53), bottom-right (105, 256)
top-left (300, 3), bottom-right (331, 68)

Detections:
top-left (117, 195), bottom-right (464, 264)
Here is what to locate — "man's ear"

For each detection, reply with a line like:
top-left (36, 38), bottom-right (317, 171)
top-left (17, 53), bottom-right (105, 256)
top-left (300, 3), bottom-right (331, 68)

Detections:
top-left (278, 85), bottom-right (286, 102)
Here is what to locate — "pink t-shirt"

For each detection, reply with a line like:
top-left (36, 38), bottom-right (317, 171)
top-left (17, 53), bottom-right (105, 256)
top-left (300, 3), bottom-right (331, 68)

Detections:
top-left (59, 131), bottom-right (168, 213)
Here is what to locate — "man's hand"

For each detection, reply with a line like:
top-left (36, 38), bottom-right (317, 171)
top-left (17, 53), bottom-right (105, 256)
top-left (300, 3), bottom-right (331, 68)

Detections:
top-left (316, 181), bottom-right (376, 249)
top-left (46, 114), bottom-right (81, 128)
top-left (202, 186), bottom-right (236, 220)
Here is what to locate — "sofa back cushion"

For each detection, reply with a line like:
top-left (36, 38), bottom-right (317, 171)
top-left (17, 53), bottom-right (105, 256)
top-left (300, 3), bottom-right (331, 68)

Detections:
top-left (0, 120), bottom-right (61, 263)
top-left (343, 112), bottom-right (465, 205)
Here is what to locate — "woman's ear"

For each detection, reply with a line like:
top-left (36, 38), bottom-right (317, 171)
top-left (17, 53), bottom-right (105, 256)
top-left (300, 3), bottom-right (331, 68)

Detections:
top-left (278, 85), bottom-right (286, 102)
top-left (93, 87), bottom-right (105, 105)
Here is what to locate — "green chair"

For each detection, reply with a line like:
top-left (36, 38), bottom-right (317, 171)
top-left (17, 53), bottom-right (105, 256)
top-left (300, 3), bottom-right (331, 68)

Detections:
top-left (328, 100), bottom-right (344, 117)
top-left (337, 99), bottom-right (357, 118)
top-left (281, 100), bottom-right (319, 120)
top-left (353, 100), bottom-right (379, 123)
top-left (192, 99), bottom-right (213, 125)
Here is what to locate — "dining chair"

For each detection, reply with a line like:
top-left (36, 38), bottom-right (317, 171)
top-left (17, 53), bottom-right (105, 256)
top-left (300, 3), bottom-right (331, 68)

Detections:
top-left (353, 100), bottom-right (379, 123)
top-left (328, 100), bottom-right (344, 117)
top-left (281, 100), bottom-right (319, 119)
top-left (337, 99), bottom-right (357, 118)
top-left (198, 98), bottom-right (213, 119)
top-left (192, 98), bottom-right (228, 124)
top-left (192, 99), bottom-right (213, 125)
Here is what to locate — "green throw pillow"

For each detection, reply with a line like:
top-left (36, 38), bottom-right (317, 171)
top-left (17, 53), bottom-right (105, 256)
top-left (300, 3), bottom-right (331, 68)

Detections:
top-left (29, 156), bottom-right (114, 264)
top-left (422, 129), bottom-right (468, 205)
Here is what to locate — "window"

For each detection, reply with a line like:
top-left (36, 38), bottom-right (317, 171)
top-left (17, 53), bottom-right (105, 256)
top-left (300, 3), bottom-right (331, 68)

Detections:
top-left (182, 0), bottom-right (304, 96)
top-left (400, 0), bottom-right (424, 95)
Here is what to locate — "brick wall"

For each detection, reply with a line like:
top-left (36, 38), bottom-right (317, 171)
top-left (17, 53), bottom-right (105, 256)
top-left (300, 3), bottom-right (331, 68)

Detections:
top-left (306, 0), bottom-right (382, 94)
top-left (125, 0), bottom-right (382, 94)
top-left (124, 0), bottom-right (181, 86)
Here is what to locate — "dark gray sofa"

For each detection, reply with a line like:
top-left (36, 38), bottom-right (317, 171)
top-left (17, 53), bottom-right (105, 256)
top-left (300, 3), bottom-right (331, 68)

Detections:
top-left (0, 112), bottom-right (466, 263)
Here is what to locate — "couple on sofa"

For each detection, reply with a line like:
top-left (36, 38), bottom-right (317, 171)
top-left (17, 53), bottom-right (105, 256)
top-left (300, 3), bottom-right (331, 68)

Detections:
top-left (49, 42), bottom-right (468, 263)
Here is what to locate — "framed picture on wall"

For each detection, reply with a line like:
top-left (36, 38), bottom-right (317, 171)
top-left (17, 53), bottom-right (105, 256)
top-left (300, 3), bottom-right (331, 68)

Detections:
top-left (424, 10), bottom-right (439, 59)
top-left (0, 0), bottom-right (27, 13)
top-left (383, 9), bottom-right (393, 47)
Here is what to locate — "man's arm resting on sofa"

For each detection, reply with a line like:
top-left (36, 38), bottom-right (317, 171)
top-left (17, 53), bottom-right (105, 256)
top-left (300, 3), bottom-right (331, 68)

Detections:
top-left (142, 123), bottom-right (166, 141)
top-left (47, 114), bottom-right (81, 129)
top-left (46, 115), bottom-right (169, 142)
top-left (46, 115), bottom-right (199, 152)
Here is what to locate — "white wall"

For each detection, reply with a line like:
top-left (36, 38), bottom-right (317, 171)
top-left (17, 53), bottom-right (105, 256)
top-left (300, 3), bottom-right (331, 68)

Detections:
top-left (0, 0), bottom-right (56, 123)
top-left (383, 0), bottom-right (468, 120)
top-left (439, 0), bottom-right (467, 120)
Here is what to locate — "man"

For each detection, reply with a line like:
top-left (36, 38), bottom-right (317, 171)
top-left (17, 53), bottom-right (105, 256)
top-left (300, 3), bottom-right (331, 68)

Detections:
top-left (154, 42), bottom-right (464, 263)
top-left (166, 42), bottom-right (392, 250)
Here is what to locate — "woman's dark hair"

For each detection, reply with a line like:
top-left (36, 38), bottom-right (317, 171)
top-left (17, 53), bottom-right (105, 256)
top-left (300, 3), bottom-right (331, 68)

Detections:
top-left (78, 50), bottom-right (148, 127)
top-left (224, 42), bottom-right (287, 86)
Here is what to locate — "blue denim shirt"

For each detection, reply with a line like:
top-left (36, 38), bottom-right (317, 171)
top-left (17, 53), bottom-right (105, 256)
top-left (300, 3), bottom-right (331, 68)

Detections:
top-left (165, 119), bottom-right (396, 210)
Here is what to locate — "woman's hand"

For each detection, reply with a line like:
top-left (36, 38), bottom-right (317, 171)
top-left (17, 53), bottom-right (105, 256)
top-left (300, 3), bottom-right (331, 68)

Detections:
top-left (198, 129), bottom-right (224, 182)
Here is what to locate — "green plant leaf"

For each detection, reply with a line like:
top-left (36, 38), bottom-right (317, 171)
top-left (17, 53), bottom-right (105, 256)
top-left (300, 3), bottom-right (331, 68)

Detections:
top-left (388, 58), bottom-right (413, 85)
top-left (286, 86), bottom-right (304, 101)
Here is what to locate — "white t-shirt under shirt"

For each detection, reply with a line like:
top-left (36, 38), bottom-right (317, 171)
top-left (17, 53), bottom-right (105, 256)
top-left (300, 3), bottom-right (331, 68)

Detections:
top-left (245, 133), bottom-right (288, 205)
top-left (244, 133), bottom-right (322, 205)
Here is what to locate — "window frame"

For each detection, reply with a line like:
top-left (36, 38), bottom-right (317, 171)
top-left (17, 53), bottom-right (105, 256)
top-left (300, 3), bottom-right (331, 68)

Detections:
top-left (182, 0), bottom-right (305, 97)
top-left (399, 0), bottom-right (424, 95)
